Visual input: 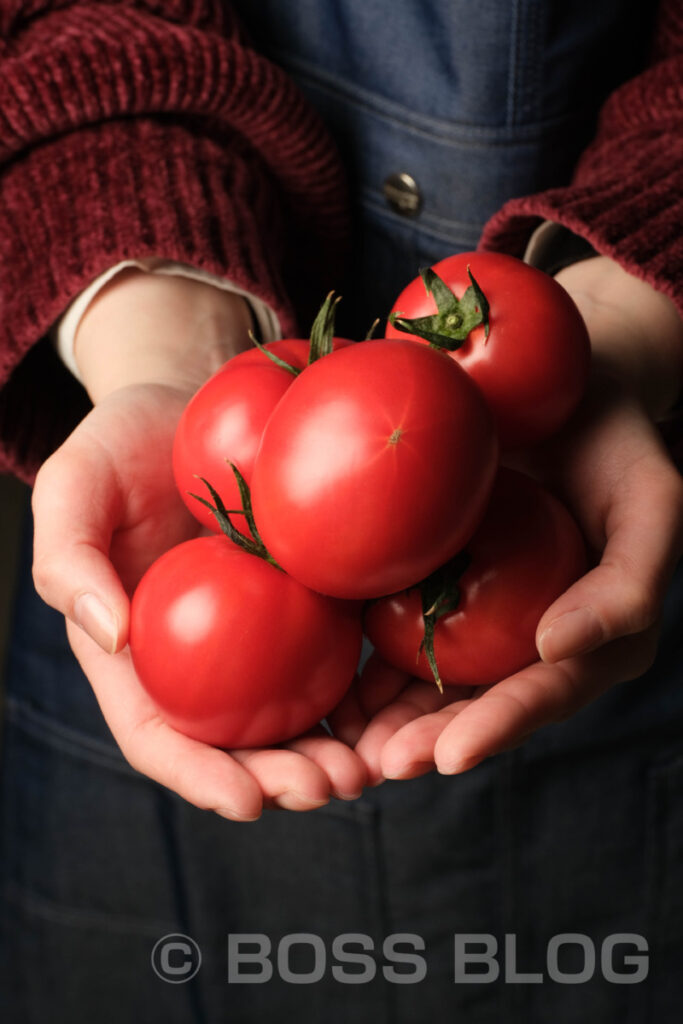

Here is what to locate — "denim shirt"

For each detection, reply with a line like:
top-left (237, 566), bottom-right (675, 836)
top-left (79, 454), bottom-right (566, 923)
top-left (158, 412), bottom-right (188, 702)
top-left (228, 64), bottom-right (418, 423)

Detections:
top-left (233, 0), bottom-right (655, 324)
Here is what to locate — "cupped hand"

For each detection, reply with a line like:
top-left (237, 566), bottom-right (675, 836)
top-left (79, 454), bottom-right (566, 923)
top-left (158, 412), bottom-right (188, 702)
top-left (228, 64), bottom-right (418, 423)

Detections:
top-left (330, 256), bottom-right (683, 783)
top-left (31, 272), bottom-right (366, 818)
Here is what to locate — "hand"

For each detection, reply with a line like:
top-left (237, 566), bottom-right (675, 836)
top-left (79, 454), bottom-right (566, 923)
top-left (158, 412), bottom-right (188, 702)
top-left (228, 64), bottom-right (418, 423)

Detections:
top-left (330, 256), bottom-right (683, 783)
top-left (32, 271), bottom-right (366, 818)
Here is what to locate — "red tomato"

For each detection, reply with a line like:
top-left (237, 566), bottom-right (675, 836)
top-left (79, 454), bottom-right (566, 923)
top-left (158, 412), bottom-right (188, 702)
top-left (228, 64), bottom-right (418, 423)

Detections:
top-left (250, 339), bottom-right (498, 600)
top-left (129, 536), bottom-right (362, 748)
top-left (173, 338), bottom-right (351, 533)
top-left (364, 468), bottom-right (587, 687)
top-left (386, 252), bottom-right (590, 449)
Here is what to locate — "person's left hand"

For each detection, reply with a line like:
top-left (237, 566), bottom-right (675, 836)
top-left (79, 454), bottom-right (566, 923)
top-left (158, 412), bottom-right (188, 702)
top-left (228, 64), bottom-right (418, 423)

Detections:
top-left (329, 256), bottom-right (683, 784)
top-left (32, 271), bottom-right (367, 819)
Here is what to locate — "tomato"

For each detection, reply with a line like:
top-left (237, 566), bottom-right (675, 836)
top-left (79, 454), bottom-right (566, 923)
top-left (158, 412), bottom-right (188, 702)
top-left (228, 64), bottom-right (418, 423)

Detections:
top-left (173, 337), bottom-right (351, 534)
top-left (129, 536), bottom-right (362, 748)
top-left (364, 468), bottom-right (587, 687)
top-left (386, 251), bottom-right (590, 449)
top-left (250, 339), bottom-right (498, 600)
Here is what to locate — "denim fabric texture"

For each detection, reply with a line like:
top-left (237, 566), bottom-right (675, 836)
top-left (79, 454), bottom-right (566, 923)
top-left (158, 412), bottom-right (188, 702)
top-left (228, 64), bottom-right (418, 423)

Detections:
top-left (2, 511), bottom-right (683, 1022)
top-left (2, 2), bottom-right (681, 1021)
top-left (234, 0), bottom-right (655, 332)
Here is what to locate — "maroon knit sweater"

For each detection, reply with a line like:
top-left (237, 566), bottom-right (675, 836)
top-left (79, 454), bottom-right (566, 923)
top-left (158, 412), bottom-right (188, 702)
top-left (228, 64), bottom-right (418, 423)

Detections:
top-left (1, 0), bottom-right (681, 482)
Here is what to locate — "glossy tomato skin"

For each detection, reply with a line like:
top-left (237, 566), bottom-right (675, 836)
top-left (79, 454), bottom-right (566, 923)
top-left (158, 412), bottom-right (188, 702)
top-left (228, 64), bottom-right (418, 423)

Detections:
top-left (364, 468), bottom-right (587, 686)
top-left (129, 536), bottom-right (362, 748)
top-left (386, 252), bottom-right (590, 449)
top-left (250, 339), bottom-right (498, 600)
top-left (173, 338), bottom-right (351, 533)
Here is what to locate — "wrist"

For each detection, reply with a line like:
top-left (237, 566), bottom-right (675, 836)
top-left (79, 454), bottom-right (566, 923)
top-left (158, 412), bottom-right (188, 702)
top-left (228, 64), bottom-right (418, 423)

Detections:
top-left (554, 256), bottom-right (683, 419)
top-left (74, 268), bottom-right (254, 402)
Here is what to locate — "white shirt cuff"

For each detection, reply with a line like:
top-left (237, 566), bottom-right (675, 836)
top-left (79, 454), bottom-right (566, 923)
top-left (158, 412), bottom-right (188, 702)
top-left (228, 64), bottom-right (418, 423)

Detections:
top-left (522, 220), bottom-right (560, 266)
top-left (53, 257), bottom-right (281, 381)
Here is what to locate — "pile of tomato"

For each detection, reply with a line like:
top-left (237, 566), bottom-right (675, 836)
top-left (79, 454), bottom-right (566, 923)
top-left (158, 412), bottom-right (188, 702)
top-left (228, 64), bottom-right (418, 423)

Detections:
top-left (129, 252), bottom-right (590, 748)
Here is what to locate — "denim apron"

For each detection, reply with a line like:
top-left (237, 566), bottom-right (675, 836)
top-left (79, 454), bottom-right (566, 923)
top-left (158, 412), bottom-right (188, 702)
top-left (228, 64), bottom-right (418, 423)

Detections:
top-left (2, 2), bottom-right (682, 1021)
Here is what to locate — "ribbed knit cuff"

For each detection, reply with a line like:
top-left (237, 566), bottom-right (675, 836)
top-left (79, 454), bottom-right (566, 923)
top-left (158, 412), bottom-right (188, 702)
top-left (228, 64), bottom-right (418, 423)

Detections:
top-left (480, 56), bottom-right (683, 318)
top-left (479, 170), bottom-right (683, 319)
top-left (0, 2), bottom-right (350, 479)
top-left (0, 116), bottom-right (295, 480)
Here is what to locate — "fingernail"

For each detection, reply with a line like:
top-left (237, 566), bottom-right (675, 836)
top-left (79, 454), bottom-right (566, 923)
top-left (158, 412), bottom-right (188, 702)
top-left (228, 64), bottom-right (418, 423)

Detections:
top-left (73, 593), bottom-right (118, 654)
top-left (275, 792), bottom-right (329, 812)
top-left (383, 761), bottom-right (417, 780)
top-left (216, 807), bottom-right (261, 822)
top-left (436, 755), bottom-right (483, 775)
top-left (334, 790), bottom-right (363, 801)
top-left (538, 607), bottom-right (604, 663)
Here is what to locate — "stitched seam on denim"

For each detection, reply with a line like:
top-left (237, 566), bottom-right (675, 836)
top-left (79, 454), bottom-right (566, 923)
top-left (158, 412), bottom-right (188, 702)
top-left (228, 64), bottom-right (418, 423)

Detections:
top-left (643, 763), bottom-right (658, 1022)
top-left (497, 752), bottom-right (526, 1017)
top-left (4, 879), bottom-right (179, 934)
top-left (506, 0), bottom-right (543, 126)
top-left (506, 0), bottom-right (520, 126)
top-left (362, 188), bottom-right (482, 236)
top-left (154, 793), bottom-right (210, 1024)
top-left (360, 192), bottom-right (483, 246)
top-left (5, 700), bottom-right (396, 820)
top-left (642, 746), bottom-right (683, 1016)
top-left (272, 49), bottom-right (587, 142)
top-left (529, 0), bottom-right (543, 126)
top-left (364, 804), bottom-right (394, 1024)
top-left (4, 696), bottom-right (135, 776)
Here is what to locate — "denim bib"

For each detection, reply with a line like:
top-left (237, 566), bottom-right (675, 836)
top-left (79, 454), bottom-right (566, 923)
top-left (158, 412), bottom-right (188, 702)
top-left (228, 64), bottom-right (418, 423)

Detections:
top-left (233, 0), bottom-right (655, 323)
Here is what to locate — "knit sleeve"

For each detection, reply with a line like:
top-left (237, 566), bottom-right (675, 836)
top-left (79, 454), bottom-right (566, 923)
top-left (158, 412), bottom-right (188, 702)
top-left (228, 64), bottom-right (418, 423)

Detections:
top-left (479, 0), bottom-right (683, 317)
top-left (0, 1), bottom-right (349, 481)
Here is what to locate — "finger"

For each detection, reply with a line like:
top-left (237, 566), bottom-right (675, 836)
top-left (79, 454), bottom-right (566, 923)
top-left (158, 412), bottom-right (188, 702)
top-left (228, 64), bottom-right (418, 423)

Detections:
top-left (326, 676), bottom-right (369, 747)
top-left (433, 626), bottom-right (660, 774)
top-left (33, 441), bottom-right (130, 654)
top-left (285, 728), bottom-right (367, 800)
top-left (231, 747), bottom-right (331, 812)
top-left (327, 655), bottom-right (414, 748)
top-left (67, 622), bottom-right (264, 820)
top-left (537, 452), bottom-right (683, 663)
top-left (379, 701), bottom-right (470, 780)
top-left (354, 679), bottom-right (461, 785)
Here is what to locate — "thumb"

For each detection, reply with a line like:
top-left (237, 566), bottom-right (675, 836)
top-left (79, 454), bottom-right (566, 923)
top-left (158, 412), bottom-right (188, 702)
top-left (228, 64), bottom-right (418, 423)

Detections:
top-left (31, 435), bottom-right (130, 653)
top-left (536, 458), bottom-right (683, 663)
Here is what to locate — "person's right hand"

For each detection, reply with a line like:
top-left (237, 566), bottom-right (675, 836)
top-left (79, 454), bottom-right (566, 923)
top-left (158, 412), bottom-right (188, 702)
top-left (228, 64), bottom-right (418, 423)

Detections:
top-left (329, 257), bottom-right (683, 784)
top-left (31, 271), bottom-right (367, 819)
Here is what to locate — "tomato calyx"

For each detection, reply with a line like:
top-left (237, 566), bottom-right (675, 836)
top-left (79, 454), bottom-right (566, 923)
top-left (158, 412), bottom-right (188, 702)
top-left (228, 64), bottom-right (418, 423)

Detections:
top-left (364, 317), bottom-right (381, 340)
top-left (389, 266), bottom-right (490, 349)
top-left (308, 291), bottom-right (341, 364)
top-left (248, 292), bottom-right (341, 376)
top-left (190, 464), bottom-right (282, 569)
top-left (248, 331), bottom-right (300, 376)
top-left (417, 549), bottom-right (472, 692)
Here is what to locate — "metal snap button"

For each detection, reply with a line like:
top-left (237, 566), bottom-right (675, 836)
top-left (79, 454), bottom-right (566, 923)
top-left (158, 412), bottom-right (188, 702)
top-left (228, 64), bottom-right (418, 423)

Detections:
top-left (383, 172), bottom-right (422, 217)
